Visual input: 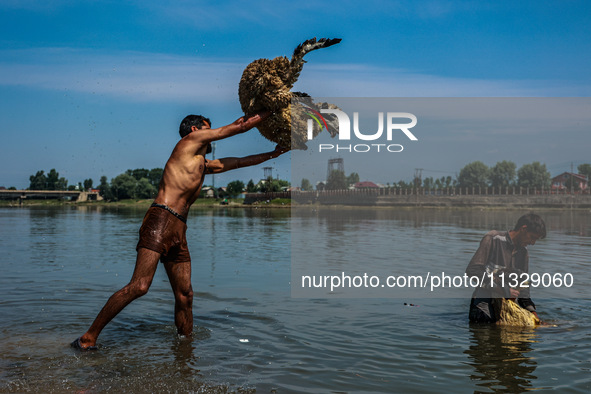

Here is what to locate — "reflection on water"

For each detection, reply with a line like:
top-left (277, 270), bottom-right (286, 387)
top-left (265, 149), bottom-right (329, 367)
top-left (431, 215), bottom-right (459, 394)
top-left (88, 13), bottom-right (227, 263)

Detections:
top-left (466, 324), bottom-right (538, 393)
top-left (292, 207), bottom-right (591, 298)
top-left (0, 206), bottom-right (590, 392)
top-left (293, 206), bottom-right (591, 235)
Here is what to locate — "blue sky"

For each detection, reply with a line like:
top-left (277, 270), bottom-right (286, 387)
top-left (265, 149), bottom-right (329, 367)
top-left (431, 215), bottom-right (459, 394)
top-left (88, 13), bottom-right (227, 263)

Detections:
top-left (1, 0), bottom-right (590, 189)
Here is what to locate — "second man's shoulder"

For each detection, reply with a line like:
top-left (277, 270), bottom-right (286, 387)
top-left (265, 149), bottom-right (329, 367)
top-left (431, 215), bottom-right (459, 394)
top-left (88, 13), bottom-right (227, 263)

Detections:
top-left (479, 230), bottom-right (508, 243)
top-left (485, 229), bottom-right (507, 237)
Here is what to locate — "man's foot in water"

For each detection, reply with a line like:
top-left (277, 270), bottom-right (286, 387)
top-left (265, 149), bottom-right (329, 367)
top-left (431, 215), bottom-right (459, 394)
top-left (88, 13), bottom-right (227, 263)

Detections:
top-left (70, 335), bottom-right (98, 351)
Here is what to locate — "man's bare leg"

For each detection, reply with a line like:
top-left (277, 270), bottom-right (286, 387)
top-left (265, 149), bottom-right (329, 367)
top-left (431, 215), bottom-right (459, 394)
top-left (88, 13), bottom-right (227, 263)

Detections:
top-left (163, 259), bottom-right (194, 336)
top-left (75, 248), bottom-right (161, 348)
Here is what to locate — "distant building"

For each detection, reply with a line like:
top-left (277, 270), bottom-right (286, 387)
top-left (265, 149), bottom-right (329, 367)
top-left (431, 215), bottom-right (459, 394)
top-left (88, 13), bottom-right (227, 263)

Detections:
top-left (201, 186), bottom-right (215, 198)
top-left (88, 189), bottom-right (104, 201)
top-left (353, 181), bottom-right (379, 189)
top-left (551, 172), bottom-right (588, 191)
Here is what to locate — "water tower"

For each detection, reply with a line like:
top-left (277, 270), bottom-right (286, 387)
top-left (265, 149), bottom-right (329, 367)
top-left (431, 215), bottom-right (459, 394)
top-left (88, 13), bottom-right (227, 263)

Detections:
top-left (327, 158), bottom-right (345, 180)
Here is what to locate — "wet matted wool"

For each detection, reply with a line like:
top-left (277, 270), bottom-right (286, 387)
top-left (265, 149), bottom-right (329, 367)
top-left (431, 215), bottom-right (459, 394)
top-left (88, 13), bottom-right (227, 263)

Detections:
top-left (497, 298), bottom-right (540, 327)
top-left (238, 37), bottom-right (341, 150)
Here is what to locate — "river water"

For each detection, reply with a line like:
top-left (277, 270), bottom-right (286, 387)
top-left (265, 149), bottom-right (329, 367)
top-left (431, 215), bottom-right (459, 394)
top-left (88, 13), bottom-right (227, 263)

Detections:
top-left (0, 206), bottom-right (589, 393)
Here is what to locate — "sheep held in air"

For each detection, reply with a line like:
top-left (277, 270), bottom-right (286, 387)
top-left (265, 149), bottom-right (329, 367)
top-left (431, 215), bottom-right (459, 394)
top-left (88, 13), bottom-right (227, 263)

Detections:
top-left (238, 37), bottom-right (341, 150)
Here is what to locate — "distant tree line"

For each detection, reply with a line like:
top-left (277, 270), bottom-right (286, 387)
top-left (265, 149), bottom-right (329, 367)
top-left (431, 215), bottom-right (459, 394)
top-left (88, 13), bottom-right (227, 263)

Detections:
top-left (299, 162), bottom-right (591, 191)
top-left (221, 177), bottom-right (290, 198)
top-left (28, 168), bottom-right (93, 191)
top-left (99, 171), bottom-right (291, 200)
top-left (26, 161), bottom-right (589, 198)
top-left (26, 167), bottom-right (162, 200)
top-left (25, 167), bottom-right (292, 200)
top-left (453, 161), bottom-right (590, 190)
top-left (300, 172), bottom-right (359, 191)
top-left (407, 161), bottom-right (589, 190)
top-left (98, 168), bottom-right (163, 200)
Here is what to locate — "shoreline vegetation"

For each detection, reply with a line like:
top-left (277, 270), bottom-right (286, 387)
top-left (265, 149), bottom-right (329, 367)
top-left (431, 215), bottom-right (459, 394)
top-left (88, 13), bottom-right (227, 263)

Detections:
top-left (1, 197), bottom-right (590, 211)
top-left (0, 198), bottom-right (291, 208)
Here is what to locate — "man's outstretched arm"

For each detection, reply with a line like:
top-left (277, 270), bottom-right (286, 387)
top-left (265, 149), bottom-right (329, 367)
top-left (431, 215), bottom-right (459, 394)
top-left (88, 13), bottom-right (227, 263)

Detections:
top-left (206, 145), bottom-right (289, 174)
top-left (193, 111), bottom-right (271, 144)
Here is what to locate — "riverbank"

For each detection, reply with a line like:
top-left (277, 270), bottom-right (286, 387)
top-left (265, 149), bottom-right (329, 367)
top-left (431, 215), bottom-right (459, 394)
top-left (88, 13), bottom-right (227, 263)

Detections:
top-left (3, 194), bottom-right (591, 210)
top-left (290, 191), bottom-right (591, 210)
top-left (0, 197), bottom-right (291, 208)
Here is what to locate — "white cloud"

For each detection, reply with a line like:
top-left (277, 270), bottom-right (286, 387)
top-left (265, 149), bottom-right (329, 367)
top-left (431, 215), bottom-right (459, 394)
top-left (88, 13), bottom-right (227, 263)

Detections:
top-left (0, 47), bottom-right (587, 104)
top-left (0, 47), bottom-right (244, 102)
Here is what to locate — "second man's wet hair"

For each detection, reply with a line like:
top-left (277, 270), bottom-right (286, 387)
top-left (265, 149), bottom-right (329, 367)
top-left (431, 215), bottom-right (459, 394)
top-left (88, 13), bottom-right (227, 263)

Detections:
top-left (514, 213), bottom-right (547, 239)
top-left (179, 115), bottom-right (211, 138)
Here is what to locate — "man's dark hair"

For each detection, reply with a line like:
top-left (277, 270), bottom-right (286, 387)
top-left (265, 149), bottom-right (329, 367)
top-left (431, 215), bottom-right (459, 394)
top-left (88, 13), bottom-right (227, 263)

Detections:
top-left (514, 213), bottom-right (546, 239)
top-left (179, 115), bottom-right (211, 138)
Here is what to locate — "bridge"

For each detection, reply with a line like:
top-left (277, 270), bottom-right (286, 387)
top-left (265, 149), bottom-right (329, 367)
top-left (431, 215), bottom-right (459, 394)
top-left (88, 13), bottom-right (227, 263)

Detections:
top-left (0, 190), bottom-right (101, 202)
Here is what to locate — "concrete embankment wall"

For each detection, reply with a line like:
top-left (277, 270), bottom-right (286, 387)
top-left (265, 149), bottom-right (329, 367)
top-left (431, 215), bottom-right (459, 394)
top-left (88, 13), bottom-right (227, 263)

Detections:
top-left (286, 190), bottom-right (591, 209)
top-left (375, 194), bottom-right (591, 209)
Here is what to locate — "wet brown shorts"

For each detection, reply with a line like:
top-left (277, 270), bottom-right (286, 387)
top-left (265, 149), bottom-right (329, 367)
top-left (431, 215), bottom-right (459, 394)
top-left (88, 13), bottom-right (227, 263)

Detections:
top-left (136, 205), bottom-right (191, 264)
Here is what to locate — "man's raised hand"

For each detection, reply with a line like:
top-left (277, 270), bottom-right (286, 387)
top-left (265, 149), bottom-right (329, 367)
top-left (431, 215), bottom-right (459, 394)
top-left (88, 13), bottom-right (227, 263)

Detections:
top-left (271, 144), bottom-right (290, 158)
top-left (234, 111), bottom-right (271, 133)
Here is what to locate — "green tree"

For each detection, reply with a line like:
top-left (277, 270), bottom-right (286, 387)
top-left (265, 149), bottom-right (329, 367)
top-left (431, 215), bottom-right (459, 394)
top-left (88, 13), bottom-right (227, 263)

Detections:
top-left (55, 177), bottom-right (67, 190)
top-left (346, 172), bottom-right (360, 186)
top-left (258, 177), bottom-right (273, 193)
top-left (246, 179), bottom-right (257, 193)
top-left (136, 177), bottom-right (157, 198)
top-left (489, 160), bottom-right (516, 188)
top-left (397, 180), bottom-right (410, 189)
top-left (46, 169), bottom-right (60, 190)
top-left (413, 175), bottom-right (422, 188)
top-left (148, 168), bottom-right (164, 187)
top-left (445, 176), bottom-right (453, 188)
top-left (226, 180), bottom-right (245, 198)
top-left (423, 176), bottom-right (434, 189)
top-left (578, 163), bottom-right (591, 180)
top-left (326, 170), bottom-right (347, 190)
top-left (301, 178), bottom-right (313, 191)
top-left (517, 162), bottom-right (551, 189)
top-left (83, 178), bottom-right (93, 190)
top-left (458, 161), bottom-right (490, 188)
top-left (29, 170), bottom-right (47, 190)
top-left (111, 173), bottom-right (137, 200)
top-left (126, 168), bottom-right (150, 181)
top-left (258, 177), bottom-right (288, 192)
top-left (98, 175), bottom-right (114, 200)
top-left (275, 179), bottom-right (290, 190)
